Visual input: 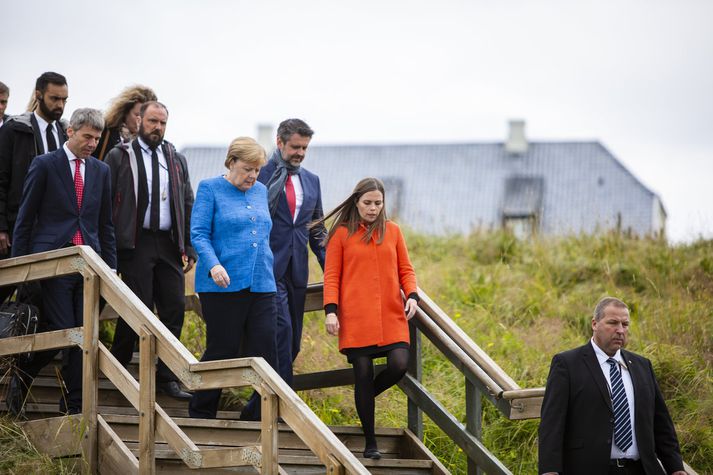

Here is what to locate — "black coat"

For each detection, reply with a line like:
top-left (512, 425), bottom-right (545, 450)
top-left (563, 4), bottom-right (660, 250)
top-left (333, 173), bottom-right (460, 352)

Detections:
top-left (0, 112), bottom-right (68, 232)
top-left (538, 343), bottom-right (684, 475)
top-left (103, 139), bottom-right (196, 260)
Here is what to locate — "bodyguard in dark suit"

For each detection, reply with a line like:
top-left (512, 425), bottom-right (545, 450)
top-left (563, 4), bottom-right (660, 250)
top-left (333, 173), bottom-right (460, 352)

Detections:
top-left (257, 118), bottom-right (326, 386)
top-left (105, 101), bottom-right (195, 399)
top-left (538, 297), bottom-right (686, 475)
top-left (7, 108), bottom-right (116, 416)
top-left (0, 73), bottom-right (69, 304)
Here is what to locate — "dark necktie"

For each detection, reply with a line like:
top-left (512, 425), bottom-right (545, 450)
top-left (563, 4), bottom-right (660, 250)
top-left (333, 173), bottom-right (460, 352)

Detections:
top-left (71, 159), bottom-right (84, 245)
top-left (150, 147), bottom-right (160, 231)
top-left (285, 175), bottom-right (296, 219)
top-left (46, 123), bottom-right (57, 152)
top-left (607, 358), bottom-right (633, 452)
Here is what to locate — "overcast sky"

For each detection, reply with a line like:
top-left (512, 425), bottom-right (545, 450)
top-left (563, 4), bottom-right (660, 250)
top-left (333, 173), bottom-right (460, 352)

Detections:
top-left (3, 0), bottom-right (712, 242)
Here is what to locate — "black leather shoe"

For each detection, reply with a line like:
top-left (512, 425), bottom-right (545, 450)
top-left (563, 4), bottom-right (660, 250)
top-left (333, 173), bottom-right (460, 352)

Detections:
top-left (157, 381), bottom-right (192, 400)
top-left (5, 375), bottom-right (27, 419)
top-left (363, 447), bottom-right (382, 460)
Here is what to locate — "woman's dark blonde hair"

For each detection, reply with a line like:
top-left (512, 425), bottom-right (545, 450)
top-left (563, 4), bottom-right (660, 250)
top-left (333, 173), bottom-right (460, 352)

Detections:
top-left (103, 85), bottom-right (157, 129)
top-left (225, 137), bottom-right (266, 168)
top-left (315, 177), bottom-right (387, 245)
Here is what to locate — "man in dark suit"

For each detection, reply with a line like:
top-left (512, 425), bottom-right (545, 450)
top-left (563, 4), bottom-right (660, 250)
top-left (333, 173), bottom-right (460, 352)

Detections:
top-left (7, 108), bottom-right (116, 416)
top-left (257, 118), bottom-right (326, 388)
top-left (539, 297), bottom-right (687, 475)
top-left (0, 72), bottom-right (69, 303)
top-left (105, 101), bottom-right (195, 399)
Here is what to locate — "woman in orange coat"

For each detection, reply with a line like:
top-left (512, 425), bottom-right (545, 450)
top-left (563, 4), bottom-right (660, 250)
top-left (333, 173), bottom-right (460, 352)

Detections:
top-left (319, 177), bottom-right (419, 460)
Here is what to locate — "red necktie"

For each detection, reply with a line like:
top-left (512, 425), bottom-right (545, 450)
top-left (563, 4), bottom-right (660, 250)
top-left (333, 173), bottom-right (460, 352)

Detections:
top-left (285, 175), bottom-right (296, 219)
top-left (71, 158), bottom-right (84, 245)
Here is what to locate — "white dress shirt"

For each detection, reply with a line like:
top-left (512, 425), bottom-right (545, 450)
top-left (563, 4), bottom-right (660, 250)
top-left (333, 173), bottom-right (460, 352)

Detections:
top-left (591, 339), bottom-right (640, 460)
top-left (63, 143), bottom-right (85, 181)
top-left (287, 173), bottom-right (304, 223)
top-left (34, 112), bottom-right (60, 154)
top-left (138, 137), bottom-right (171, 231)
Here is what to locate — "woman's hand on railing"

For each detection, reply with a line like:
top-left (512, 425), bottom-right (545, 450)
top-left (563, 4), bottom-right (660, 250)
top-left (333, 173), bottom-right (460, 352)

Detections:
top-left (210, 264), bottom-right (230, 288)
top-left (404, 298), bottom-right (418, 320)
top-left (325, 313), bottom-right (339, 336)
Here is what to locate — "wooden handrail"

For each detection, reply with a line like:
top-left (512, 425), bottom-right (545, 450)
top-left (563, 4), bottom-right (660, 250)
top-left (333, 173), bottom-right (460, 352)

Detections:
top-left (0, 247), bottom-right (368, 474)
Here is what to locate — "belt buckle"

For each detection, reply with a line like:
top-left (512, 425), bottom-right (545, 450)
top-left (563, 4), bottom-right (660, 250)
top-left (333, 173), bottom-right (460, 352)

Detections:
top-left (616, 459), bottom-right (625, 468)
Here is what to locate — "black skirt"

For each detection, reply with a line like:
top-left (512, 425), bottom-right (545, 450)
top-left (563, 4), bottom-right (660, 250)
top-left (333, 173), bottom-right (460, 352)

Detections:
top-left (343, 341), bottom-right (409, 364)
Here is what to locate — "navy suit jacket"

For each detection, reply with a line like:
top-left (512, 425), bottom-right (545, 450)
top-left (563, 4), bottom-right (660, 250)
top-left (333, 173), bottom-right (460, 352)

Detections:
top-left (538, 343), bottom-right (684, 475)
top-left (257, 160), bottom-right (326, 288)
top-left (12, 148), bottom-right (117, 269)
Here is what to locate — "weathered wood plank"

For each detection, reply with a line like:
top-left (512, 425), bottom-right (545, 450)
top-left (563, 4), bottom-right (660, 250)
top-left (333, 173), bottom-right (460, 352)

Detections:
top-left (19, 414), bottom-right (83, 458)
top-left (98, 342), bottom-right (140, 408)
top-left (81, 271), bottom-right (100, 475)
top-left (0, 327), bottom-right (82, 357)
top-left (507, 396), bottom-right (544, 420)
top-left (247, 358), bottom-right (368, 474)
top-left (98, 414), bottom-right (139, 475)
top-left (399, 374), bottom-right (511, 475)
top-left (261, 386), bottom-right (279, 474)
top-left (139, 327), bottom-right (157, 475)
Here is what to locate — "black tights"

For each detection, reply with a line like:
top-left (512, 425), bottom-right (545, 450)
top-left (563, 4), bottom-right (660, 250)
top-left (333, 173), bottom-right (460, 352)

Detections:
top-left (351, 347), bottom-right (409, 450)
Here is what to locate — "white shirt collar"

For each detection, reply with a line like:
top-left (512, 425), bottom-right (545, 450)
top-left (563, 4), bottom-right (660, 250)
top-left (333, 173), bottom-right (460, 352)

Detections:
top-left (33, 111), bottom-right (54, 132)
top-left (590, 338), bottom-right (624, 366)
top-left (63, 143), bottom-right (78, 161)
top-left (137, 136), bottom-right (163, 154)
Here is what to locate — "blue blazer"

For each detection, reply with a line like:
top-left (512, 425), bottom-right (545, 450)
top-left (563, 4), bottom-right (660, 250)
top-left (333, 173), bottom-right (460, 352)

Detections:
top-left (257, 160), bottom-right (326, 288)
top-left (12, 148), bottom-right (117, 269)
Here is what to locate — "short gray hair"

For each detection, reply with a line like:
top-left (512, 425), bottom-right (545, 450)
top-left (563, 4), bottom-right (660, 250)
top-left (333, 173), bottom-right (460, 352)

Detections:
top-left (70, 108), bottom-right (104, 131)
top-left (593, 297), bottom-right (628, 321)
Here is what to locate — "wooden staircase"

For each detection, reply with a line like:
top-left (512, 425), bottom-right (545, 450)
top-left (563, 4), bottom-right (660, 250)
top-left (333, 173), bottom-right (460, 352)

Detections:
top-left (1, 355), bottom-right (448, 474)
top-left (2, 247), bottom-right (697, 474)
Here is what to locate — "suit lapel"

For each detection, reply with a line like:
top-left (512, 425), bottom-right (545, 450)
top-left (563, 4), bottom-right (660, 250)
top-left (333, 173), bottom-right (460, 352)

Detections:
top-left (51, 149), bottom-right (78, 211)
top-left (582, 344), bottom-right (613, 412)
top-left (82, 158), bottom-right (98, 213)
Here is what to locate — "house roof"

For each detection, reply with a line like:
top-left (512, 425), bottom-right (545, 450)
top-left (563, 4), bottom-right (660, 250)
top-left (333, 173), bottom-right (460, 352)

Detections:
top-left (182, 141), bottom-right (664, 236)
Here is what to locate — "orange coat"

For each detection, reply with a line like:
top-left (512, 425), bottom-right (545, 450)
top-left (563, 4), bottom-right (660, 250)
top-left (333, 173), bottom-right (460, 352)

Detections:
top-left (323, 221), bottom-right (417, 352)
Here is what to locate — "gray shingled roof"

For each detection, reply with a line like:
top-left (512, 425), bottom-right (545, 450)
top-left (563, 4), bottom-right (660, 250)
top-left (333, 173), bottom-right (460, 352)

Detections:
top-left (183, 141), bottom-right (665, 236)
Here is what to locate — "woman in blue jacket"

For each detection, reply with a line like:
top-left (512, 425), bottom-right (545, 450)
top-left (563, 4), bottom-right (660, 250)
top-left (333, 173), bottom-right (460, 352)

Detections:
top-left (188, 137), bottom-right (277, 420)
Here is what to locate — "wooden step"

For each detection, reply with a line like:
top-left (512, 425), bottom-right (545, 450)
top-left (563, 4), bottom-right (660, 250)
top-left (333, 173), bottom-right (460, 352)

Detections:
top-left (107, 414), bottom-right (443, 474)
top-left (2, 353), bottom-right (450, 473)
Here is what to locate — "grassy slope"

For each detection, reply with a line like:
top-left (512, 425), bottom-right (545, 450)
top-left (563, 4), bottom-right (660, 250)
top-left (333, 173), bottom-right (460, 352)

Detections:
top-left (296, 231), bottom-right (713, 474)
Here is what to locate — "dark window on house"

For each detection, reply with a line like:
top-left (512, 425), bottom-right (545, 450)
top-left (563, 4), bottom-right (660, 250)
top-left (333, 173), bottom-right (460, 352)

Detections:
top-left (502, 176), bottom-right (544, 239)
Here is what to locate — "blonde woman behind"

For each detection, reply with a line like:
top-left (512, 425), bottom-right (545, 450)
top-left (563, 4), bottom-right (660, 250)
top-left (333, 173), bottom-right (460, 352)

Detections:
top-left (95, 85), bottom-right (157, 160)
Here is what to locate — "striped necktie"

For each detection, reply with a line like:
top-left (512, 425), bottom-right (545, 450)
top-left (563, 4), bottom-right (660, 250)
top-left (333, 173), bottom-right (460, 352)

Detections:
top-left (607, 358), bottom-right (633, 452)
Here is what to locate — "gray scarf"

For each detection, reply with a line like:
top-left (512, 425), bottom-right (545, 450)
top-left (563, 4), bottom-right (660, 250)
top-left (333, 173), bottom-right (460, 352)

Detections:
top-left (266, 148), bottom-right (301, 217)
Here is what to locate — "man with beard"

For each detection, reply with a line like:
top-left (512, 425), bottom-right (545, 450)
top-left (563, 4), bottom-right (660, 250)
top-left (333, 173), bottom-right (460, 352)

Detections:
top-left (256, 118), bottom-right (327, 390)
top-left (104, 101), bottom-right (195, 399)
top-left (0, 72), bottom-right (69, 261)
top-left (7, 108), bottom-right (116, 416)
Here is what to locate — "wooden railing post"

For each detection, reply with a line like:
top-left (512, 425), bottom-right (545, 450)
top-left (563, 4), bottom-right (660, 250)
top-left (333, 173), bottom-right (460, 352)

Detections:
top-left (407, 321), bottom-right (423, 439)
top-left (466, 378), bottom-right (484, 475)
top-left (81, 270), bottom-right (100, 474)
top-left (139, 326), bottom-right (156, 474)
top-left (260, 385), bottom-right (279, 474)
